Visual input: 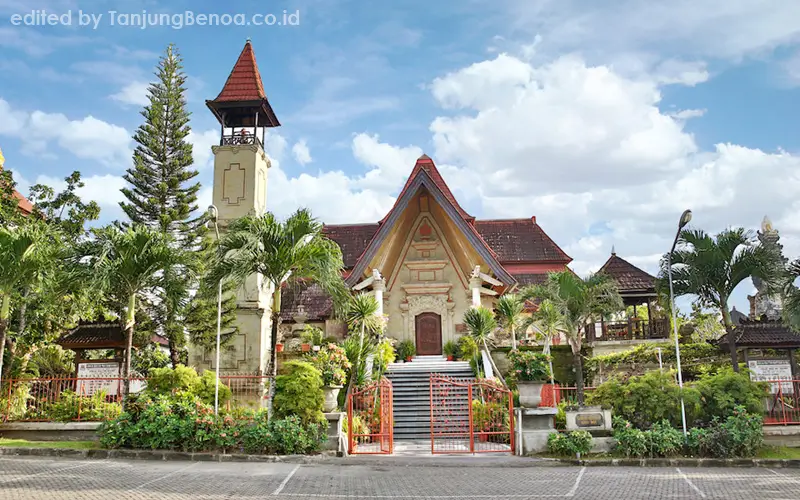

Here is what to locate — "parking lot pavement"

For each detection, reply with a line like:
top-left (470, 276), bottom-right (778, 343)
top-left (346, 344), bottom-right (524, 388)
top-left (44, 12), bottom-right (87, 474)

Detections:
top-left (2, 456), bottom-right (800, 499)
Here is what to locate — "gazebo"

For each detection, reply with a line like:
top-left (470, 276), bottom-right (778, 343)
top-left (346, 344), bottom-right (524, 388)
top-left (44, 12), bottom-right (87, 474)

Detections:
top-left (592, 251), bottom-right (670, 341)
top-left (716, 317), bottom-right (800, 379)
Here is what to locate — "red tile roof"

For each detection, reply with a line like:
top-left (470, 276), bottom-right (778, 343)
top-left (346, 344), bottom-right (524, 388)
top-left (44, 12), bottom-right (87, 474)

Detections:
top-left (598, 253), bottom-right (655, 294)
top-left (13, 190), bottom-right (32, 215)
top-left (475, 219), bottom-right (572, 263)
top-left (322, 223), bottom-right (379, 269)
top-left (383, 154), bottom-right (472, 223)
top-left (213, 40), bottom-right (268, 102)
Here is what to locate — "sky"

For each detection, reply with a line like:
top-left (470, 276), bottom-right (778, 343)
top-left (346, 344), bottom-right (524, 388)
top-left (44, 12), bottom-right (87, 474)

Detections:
top-left (2, 0), bottom-right (800, 314)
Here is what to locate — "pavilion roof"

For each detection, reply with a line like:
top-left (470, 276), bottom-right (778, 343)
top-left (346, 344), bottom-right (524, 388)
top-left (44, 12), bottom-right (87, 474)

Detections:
top-left (57, 320), bottom-right (169, 350)
top-left (716, 317), bottom-right (800, 349)
top-left (598, 253), bottom-right (656, 295)
top-left (13, 189), bottom-right (32, 215)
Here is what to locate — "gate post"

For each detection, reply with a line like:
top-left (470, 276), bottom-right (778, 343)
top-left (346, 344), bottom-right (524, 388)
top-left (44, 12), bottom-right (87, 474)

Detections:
top-left (347, 392), bottom-right (354, 455)
top-left (468, 383), bottom-right (474, 453)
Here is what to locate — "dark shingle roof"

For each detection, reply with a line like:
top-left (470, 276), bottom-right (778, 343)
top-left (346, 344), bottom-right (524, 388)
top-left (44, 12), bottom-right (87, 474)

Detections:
top-left (279, 281), bottom-right (334, 321)
top-left (474, 219), bottom-right (571, 263)
top-left (598, 253), bottom-right (656, 294)
top-left (57, 321), bottom-right (168, 349)
top-left (322, 223), bottom-right (379, 269)
top-left (717, 318), bottom-right (800, 348)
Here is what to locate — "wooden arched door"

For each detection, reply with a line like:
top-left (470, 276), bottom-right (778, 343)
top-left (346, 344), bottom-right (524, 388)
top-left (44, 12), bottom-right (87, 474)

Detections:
top-left (415, 312), bottom-right (442, 355)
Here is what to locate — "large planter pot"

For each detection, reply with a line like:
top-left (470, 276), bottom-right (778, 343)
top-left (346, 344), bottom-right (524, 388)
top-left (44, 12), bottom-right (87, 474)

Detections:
top-left (517, 381), bottom-right (546, 408)
top-left (322, 385), bottom-right (342, 412)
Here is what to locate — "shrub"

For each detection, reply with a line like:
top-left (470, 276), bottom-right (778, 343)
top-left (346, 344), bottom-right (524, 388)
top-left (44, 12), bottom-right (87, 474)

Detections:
top-left (273, 361), bottom-right (325, 425)
top-left (646, 420), bottom-right (684, 457)
top-left (145, 365), bottom-right (231, 405)
top-left (45, 390), bottom-right (121, 422)
top-left (693, 368), bottom-right (767, 424)
top-left (342, 414), bottom-right (371, 443)
top-left (547, 431), bottom-right (593, 457)
top-left (588, 370), bottom-right (700, 429)
top-left (508, 351), bottom-right (551, 381)
top-left (443, 341), bottom-right (459, 358)
top-left (241, 414), bottom-right (327, 455)
top-left (472, 399), bottom-right (510, 438)
top-left (300, 325), bottom-right (324, 346)
top-left (686, 406), bottom-right (763, 458)
top-left (373, 338), bottom-right (396, 376)
top-left (612, 417), bottom-right (648, 458)
top-left (397, 340), bottom-right (416, 360)
top-left (309, 343), bottom-right (351, 387)
top-left (458, 336), bottom-right (479, 361)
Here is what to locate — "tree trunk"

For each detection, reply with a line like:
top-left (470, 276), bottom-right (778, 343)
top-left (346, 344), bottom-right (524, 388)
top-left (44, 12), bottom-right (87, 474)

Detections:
top-left (122, 294), bottom-right (136, 398)
top-left (721, 305), bottom-right (739, 372)
top-left (266, 287), bottom-right (282, 418)
top-left (511, 327), bottom-right (517, 351)
top-left (0, 295), bottom-right (10, 388)
top-left (481, 339), bottom-right (507, 388)
top-left (574, 349), bottom-right (585, 406)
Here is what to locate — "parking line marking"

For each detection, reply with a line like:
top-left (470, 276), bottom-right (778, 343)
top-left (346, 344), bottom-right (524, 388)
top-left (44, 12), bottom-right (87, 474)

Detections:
top-left (127, 462), bottom-right (199, 492)
top-left (676, 468), bottom-right (706, 498)
top-left (564, 466), bottom-right (586, 497)
top-left (0, 462), bottom-right (93, 484)
top-left (767, 468), bottom-right (800, 485)
top-left (273, 464), bottom-right (301, 495)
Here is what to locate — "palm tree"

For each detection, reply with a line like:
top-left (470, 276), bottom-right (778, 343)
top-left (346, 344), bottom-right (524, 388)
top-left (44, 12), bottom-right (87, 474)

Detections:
top-left (495, 294), bottom-right (525, 350)
top-left (463, 306), bottom-right (505, 386)
top-left (0, 223), bottom-right (54, 387)
top-left (522, 271), bottom-right (623, 405)
top-left (211, 209), bottom-right (347, 412)
top-left (530, 299), bottom-right (564, 388)
top-left (343, 293), bottom-right (384, 391)
top-left (660, 227), bottom-right (782, 371)
top-left (83, 225), bottom-right (174, 395)
top-left (784, 259), bottom-right (800, 331)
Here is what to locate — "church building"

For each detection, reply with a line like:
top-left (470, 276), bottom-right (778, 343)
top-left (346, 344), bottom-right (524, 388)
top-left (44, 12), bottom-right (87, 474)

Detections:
top-left (194, 40), bottom-right (578, 373)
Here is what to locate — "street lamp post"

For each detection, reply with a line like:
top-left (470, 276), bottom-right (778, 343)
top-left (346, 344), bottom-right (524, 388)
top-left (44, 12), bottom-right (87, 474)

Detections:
top-left (208, 205), bottom-right (223, 415)
top-left (668, 209), bottom-right (692, 437)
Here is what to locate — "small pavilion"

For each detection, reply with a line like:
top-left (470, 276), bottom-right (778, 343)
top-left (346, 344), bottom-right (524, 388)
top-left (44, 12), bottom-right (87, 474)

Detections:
top-left (716, 317), bottom-right (800, 378)
top-left (592, 250), bottom-right (669, 342)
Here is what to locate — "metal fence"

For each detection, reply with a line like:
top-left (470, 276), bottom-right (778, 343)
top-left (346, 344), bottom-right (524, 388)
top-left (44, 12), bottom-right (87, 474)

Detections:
top-left (1, 373), bottom-right (272, 423)
top-left (539, 384), bottom-right (596, 407)
top-left (762, 379), bottom-right (800, 425)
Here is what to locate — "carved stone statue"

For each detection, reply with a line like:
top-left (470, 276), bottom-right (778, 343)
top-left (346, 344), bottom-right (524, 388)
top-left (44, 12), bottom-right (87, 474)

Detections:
top-left (750, 215), bottom-right (786, 320)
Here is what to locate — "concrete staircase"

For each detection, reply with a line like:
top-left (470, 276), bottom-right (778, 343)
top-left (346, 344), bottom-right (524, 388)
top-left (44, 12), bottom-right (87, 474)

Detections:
top-left (386, 355), bottom-right (474, 440)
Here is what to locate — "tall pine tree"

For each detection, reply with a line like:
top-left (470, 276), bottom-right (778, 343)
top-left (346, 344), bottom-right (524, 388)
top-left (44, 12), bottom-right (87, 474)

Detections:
top-left (120, 44), bottom-right (203, 366)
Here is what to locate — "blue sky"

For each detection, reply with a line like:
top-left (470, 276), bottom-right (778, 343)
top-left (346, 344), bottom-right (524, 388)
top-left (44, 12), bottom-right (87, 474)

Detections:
top-left (3, 0), bottom-right (800, 314)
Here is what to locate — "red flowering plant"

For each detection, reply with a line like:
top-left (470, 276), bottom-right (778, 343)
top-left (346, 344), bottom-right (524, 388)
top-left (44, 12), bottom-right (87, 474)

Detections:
top-left (507, 351), bottom-right (551, 382)
top-left (309, 343), bottom-right (351, 387)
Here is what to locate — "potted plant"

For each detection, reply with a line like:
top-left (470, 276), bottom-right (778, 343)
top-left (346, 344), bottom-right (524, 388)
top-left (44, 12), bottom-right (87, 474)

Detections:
top-left (443, 340), bottom-right (459, 361)
top-left (310, 343), bottom-right (351, 412)
top-left (276, 343), bottom-right (284, 353)
top-left (300, 325), bottom-right (324, 353)
top-left (397, 340), bottom-right (415, 362)
top-left (508, 350), bottom-right (551, 408)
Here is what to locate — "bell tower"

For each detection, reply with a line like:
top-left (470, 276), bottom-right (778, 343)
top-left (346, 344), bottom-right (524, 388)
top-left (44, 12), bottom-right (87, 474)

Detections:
top-left (198, 39), bottom-right (281, 375)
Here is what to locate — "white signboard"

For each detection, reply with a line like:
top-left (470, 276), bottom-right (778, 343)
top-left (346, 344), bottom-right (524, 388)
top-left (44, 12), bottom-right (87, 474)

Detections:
top-left (76, 362), bottom-right (145, 396)
top-left (748, 359), bottom-right (794, 394)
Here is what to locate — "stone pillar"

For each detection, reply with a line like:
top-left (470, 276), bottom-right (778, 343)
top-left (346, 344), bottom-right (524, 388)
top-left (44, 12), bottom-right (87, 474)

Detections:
top-left (373, 275), bottom-right (386, 317)
top-left (470, 276), bottom-right (482, 308)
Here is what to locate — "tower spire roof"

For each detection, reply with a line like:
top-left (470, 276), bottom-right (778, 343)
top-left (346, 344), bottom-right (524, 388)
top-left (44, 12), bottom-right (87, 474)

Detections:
top-left (206, 39), bottom-right (280, 128)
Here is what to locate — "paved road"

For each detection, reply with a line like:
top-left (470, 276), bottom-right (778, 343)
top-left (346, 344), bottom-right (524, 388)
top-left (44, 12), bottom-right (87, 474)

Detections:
top-left (2, 456), bottom-right (800, 499)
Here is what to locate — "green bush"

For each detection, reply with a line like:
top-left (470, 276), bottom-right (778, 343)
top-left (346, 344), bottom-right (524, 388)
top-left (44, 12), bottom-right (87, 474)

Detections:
top-left (494, 345), bottom-right (592, 385)
top-left (588, 370), bottom-right (700, 429)
top-left (646, 420), bottom-right (684, 457)
top-left (612, 417), bottom-right (648, 457)
top-left (693, 368), bottom-right (767, 424)
top-left (686, 406), bottom-right (763, 458)
top-left (45, 390), bottom-right (121, 422)
top-left (373, 338), bottom-right (396, 377)
top-left (309, 343), bottom-right (351, 387)
top-left (458, 336), bottom-right (479, 361)
top-left (273, 361), bottom-right (325, 425)
top-left (99, 393), bottom-right (326, 455)
top-left (508, 351), bottom-right (551, 381)
top-left (547, 431), bottom-right (593, 457)
top-left (443, 340), bottom-right (459, 358)
top-left (145, 365), bottom-right (231, 405)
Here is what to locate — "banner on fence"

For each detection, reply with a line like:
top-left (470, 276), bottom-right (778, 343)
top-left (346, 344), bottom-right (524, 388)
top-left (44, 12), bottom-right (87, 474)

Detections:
top-left (748, 359), bottom-right (794, 394)
top-left (76, 362), bottom-right (145, 396)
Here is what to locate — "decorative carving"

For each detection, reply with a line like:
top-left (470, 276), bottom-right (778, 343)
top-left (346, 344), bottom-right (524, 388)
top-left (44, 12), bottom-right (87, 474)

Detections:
top-left (222, 163), bottom-right (246, 205)
top-left (407, 295), bottom-right (449, 317)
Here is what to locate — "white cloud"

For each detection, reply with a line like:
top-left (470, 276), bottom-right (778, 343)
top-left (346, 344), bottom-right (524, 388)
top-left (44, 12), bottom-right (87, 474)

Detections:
top-left (110, 81), bottom-right (150, 107)
top-left (670, 109), bottom-right (706, 120)
top-left (31, 173), bottom-right (127, 220)
top-left (0, 99), bottom-right (130, 167)
top-left (292, 139), bottom-right (312, 166)
top-left (188, 129), bottom-right (219, 170)
top-left (351, 133), bottom-right (423, 192)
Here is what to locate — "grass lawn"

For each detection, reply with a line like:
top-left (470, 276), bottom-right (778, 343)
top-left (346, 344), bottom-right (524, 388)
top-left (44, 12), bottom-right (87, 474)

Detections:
top-left (0, 438), bottom-right (98, 450)
top-left (757, 446), bottom-right (800, 459)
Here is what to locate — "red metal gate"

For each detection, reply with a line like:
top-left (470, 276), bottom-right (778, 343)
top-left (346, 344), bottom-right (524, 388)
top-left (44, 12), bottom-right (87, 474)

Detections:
top-left (347, 377), bottom-right (393, 454)
top-left (430, 375), bottom-right (514, 454)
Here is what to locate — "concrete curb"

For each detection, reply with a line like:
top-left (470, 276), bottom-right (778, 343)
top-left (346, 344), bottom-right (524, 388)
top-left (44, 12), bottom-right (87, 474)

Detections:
top-left (2, 447), bottom-right (799, 468)
top-left (554, 457), bottom-right (800, 468)
top-left (0, 447), bottom-right (337, 463)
